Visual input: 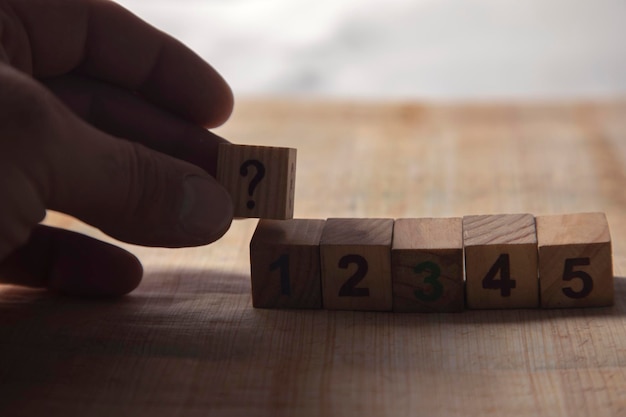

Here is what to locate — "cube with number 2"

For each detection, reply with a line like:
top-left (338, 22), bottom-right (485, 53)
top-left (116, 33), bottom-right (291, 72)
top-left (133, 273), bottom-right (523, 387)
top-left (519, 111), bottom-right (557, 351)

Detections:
top-left (320, 218), bottom-right (394, 311)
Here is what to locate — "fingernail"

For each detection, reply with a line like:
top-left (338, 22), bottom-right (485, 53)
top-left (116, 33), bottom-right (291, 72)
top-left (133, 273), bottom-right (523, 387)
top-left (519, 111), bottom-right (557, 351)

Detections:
top-left (179, 175), bottom-right (233, 241)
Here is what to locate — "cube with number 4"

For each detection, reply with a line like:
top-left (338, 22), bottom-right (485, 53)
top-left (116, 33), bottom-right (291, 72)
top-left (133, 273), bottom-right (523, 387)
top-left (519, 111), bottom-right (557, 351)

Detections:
top-left (250, 219), bottom-right (326, 309)
top-left (536, 212), bottom-right (613, 308)
top-left (464, 213), bottom-right (539, 309)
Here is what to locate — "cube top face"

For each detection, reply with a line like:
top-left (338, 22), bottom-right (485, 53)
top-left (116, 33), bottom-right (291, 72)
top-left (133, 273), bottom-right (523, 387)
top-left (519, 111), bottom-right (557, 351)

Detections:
top-left (463, 213), bottom-right (536, 246)
top-left (251, 219), bottom-right (326, 248)
top-left (320, 218), bottom-right (394, 246)
top-left (536, 212), bottom-right (610, 247)
top-left (217, 143), bottom-right (296, 219)
top-left (393, 218), bottom-right (463, 250)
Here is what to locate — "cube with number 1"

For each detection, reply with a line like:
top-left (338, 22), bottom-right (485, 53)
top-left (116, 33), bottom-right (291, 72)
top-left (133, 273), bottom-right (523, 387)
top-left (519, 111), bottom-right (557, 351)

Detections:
top-left (250, 219), bottom-right (326, 309)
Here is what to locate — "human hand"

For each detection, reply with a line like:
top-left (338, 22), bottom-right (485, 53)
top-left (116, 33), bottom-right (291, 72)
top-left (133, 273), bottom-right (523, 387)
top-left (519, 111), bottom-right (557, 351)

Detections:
top-left (0, 0), bottom-right (234, 296)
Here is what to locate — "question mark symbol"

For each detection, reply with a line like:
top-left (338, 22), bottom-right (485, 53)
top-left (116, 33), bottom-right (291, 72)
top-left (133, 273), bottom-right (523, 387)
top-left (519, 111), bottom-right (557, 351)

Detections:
top-left (240, 159), bottom-right (266, 209)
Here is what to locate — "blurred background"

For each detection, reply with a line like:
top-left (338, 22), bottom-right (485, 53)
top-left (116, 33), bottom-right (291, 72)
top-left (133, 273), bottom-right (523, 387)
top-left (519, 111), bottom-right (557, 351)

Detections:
top-left (116, 0), bottom-right (626, 101)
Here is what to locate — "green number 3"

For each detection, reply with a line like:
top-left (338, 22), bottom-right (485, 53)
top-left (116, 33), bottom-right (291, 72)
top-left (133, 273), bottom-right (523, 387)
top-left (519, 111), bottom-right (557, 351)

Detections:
top-left (413, 261), bottom-right (444, 302)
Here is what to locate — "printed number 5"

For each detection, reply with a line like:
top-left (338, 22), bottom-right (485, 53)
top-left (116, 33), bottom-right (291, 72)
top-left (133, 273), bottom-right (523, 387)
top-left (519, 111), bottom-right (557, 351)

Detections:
top-left (562, 257), bottom-right (593, 299)
top-left (413, 261), bottom-right (444, 302)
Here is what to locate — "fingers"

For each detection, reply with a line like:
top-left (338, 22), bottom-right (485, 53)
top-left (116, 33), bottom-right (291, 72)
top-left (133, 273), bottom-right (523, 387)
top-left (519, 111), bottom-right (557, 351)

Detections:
top-left (0, 62), bottom-right (233, 250)
top-left (0, 225), bottom-right (142, 296)
top-left (5, 0), bottom-right (233, 127)
top-left (44, 75), bottom-right (229, 177)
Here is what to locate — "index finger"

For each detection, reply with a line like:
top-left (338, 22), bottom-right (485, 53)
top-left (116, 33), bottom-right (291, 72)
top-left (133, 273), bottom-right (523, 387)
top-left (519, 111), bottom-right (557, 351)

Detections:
top-left (7, 0), bottom-right (233, 127)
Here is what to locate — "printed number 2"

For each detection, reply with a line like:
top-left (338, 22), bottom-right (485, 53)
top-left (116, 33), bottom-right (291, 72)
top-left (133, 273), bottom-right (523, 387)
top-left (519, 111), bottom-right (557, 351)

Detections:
top-left (413, 261), bottom-right (444, 302)
top-left (562, 257), bottom-right (593, 299)
top-left (338, 254), bottom-right (370, 297)
top-left (482, 254), bottom-right (516, 297)
top-left (269, 254), bottom-right (290, 295)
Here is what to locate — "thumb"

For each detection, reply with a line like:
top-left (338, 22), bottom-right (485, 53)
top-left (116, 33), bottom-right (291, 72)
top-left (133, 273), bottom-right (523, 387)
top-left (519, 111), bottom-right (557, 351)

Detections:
top-left (0, 64), bottom-right (233, 249)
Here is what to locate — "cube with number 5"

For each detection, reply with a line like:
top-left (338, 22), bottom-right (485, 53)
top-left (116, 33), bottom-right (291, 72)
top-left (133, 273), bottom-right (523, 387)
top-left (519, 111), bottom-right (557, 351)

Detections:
top-left (536, 213), bottom-right (613, 308)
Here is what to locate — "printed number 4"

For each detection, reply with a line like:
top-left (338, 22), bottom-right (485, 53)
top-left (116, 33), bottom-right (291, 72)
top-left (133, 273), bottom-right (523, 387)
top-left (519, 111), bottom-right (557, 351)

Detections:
top-left (482, 254), bottom-right (516, 297)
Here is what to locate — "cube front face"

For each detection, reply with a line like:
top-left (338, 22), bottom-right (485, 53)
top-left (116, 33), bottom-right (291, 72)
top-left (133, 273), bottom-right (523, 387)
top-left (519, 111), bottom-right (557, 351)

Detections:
top-left (537, 213), bottom-right (613, 308)
top-left (391, 218), bottom-right (464, 313)
top-left (320, 219), bottom-right (394, 311)
top-left (464, 214), bottom-right (539, 309)
top-left (217, 144), bottom-right (296, 219)
top-left (392, 249), bottom-right (464, 312)
top-left (465, 244), bottom-right (539, 309)
top-left (539, 243), bottom-right (613, 308)
top-left (250, 219), bottom-right (325, 309)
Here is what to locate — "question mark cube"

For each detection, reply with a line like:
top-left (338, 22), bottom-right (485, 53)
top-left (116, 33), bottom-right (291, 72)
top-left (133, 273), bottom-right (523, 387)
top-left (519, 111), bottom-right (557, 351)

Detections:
top-left (536, 212), bottom-right (613, 308)
top-left (391, 218), bottom-right (465, 313)
top-left (320, 218), bottom-right (394, 311)
top-left (216, 144), bottom-right (297, 219)
top-left (464, 213), bottom-right (539, 309)
top-left (250, 219), bottom-right (326, 309)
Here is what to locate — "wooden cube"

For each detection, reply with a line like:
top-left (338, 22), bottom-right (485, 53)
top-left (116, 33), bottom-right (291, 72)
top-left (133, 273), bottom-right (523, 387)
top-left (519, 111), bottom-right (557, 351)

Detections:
top-left (250, 219), bottom-right (325, 309)
top-left (391, 218), bottom-right (464, 313)
top-left (320, 218), bottom-right (394, 311)
top-left (216, 144), bottom-right (296, 219)
top-left (536, 212), bottom-right (613, 308)
top-left (463, 214), bottom-right (539, 309)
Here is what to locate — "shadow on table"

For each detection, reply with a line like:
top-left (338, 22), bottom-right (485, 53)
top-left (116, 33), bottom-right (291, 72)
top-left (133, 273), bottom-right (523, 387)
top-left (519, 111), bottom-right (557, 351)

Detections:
top-left (1, 271), bottom-right (624, 360)
top-left (0, 268), bottom-right (257, 361)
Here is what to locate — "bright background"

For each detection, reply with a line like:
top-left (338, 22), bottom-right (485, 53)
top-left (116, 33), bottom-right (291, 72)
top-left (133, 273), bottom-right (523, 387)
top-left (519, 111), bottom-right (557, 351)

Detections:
top-left (116, 0), bottom-right (626, 100)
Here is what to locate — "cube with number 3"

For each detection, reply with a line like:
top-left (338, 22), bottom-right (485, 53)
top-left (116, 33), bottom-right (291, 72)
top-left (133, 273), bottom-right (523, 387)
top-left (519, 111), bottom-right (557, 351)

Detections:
top-left (391, 218), bottom-right (464, 313)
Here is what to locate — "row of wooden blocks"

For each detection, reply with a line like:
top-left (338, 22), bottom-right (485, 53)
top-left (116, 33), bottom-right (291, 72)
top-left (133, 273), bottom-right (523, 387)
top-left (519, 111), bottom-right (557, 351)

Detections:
top-left (250, 212), bottom-right (613, 312)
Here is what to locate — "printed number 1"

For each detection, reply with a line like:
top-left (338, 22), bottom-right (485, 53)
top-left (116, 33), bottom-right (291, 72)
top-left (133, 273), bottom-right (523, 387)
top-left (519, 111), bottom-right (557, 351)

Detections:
top-left (269, 254), bottom-right (290, 295)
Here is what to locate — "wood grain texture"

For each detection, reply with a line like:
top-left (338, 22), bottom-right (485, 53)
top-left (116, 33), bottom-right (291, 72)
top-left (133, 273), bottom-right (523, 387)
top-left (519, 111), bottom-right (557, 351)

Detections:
top-left (216, 143), bottom-right (296, 219)
top-left (320, 218), bottom-right (394, 311)
top-left (391, 218), bottom-right (464, 312)
top-left (464, 214), bottom-right (539, 309)
top-left (2, 100), bottom-right (626, 417)
top-left (537, 212), bottom-right (613, 308)
top-left (250, 219), bottom-right (326, 309)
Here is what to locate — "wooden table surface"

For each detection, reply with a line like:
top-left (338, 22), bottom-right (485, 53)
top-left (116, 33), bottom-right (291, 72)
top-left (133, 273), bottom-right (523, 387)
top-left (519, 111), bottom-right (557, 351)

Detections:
top-left (1, 99), bottom-right (626, 417)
